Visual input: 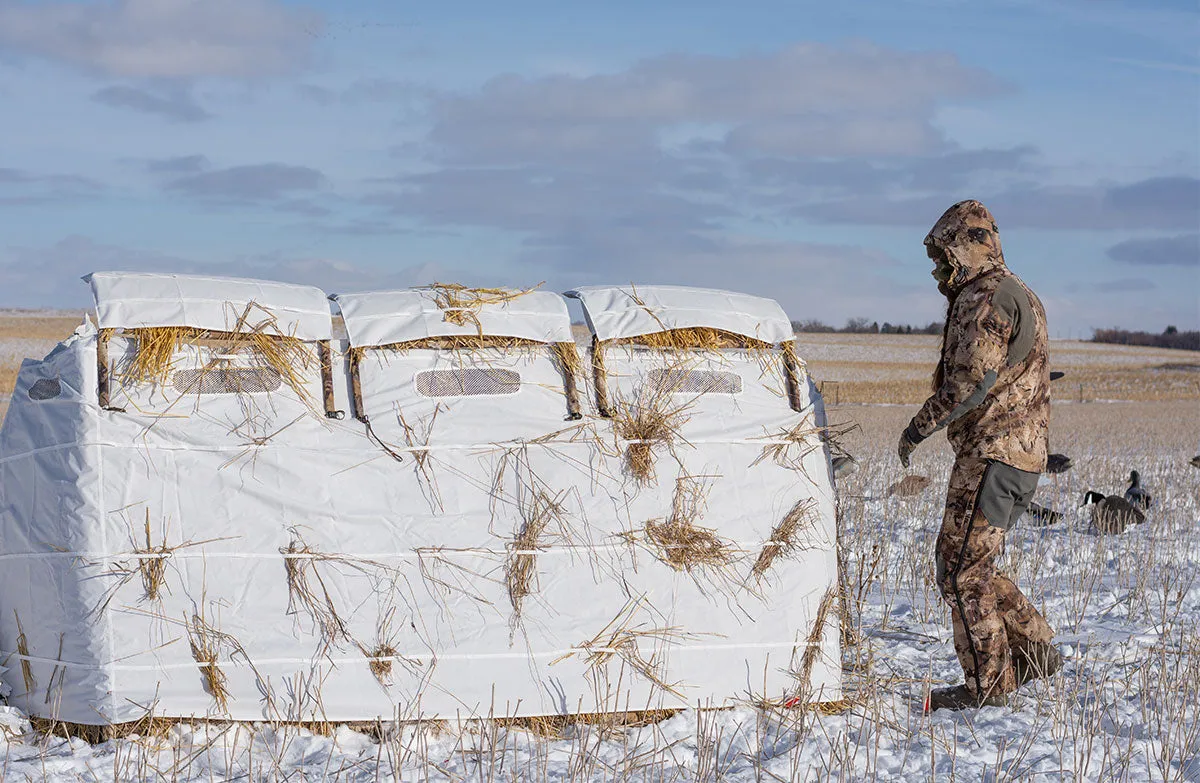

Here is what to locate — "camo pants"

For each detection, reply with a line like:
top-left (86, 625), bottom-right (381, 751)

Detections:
top-left (936, 458), bottom-right (1055, 697)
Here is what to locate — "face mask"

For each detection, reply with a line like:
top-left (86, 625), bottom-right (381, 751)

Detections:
top-left (927, 244), bottom-right (954, 283)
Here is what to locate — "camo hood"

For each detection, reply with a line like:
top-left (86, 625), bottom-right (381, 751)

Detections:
top-left (925, 200), bottom-right (1006, 295)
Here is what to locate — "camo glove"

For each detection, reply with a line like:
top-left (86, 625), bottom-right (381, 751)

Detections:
top-left (898, 422), bottom-right (924, 468)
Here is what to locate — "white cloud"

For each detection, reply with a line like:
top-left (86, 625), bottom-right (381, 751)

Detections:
top-left (427, 42), bottom-right (1003, 163)
top-left (0, 0), bottom-right (321, 78)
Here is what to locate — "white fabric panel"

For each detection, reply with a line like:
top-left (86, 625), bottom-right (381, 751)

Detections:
top-left (332, 290), bottom-right (574, 347)
top-left (565, 285), bottom-right (794, 344)
top-left (0, 325), bottom-right (839, 725)
top-left (86, 272), bottom-right (333, 341)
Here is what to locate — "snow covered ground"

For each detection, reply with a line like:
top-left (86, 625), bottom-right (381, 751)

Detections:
top-left (2, 398), bottom-right (1197, 781)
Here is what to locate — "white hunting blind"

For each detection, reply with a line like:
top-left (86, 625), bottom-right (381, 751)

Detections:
top-left (0, 273), bottom-right (840, 726)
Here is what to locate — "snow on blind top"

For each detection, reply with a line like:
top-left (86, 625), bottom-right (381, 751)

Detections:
top-left (564, 285), bottom-right (794, 345)
top-left (84, 272), bottom-right (333, 341)
top-left (330, 289), bottom-right (574, 348)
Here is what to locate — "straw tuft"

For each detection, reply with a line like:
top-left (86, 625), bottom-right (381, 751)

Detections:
top-left (373, 334), bottom-right (546, 353)
top-left (754, 419), bottom-right (859, 473)
top-left (357, 608), bottom-right (422, 685)
top-left (552, 597), bottom-right (695, 698)
top-left (751, 499), bottom-right (819, 580)
top-left (505, 489), bottom-right (568, 633)
top-left (113, 302), bottom-right (315, 405)
top-left (608, 326), bottom-right (773, 352)
top-left (417, 282), bottom-right (544, 334)
top-left (280, 529), bottom-right (357, 650)
top-left (185, 612), bottom-right (233, 712)
top-left (793, 587), bottom-right (838, 699)
top-left (134, 508), bottom-right (169, 601)
top-left (397, 406), bottom-right (443, 512)
top-left (642, 473), bottom-right (733, 573)
top-left (610, 382), bottom-right (693, 484)
top-left (13, 610), bottom-right (35, 694)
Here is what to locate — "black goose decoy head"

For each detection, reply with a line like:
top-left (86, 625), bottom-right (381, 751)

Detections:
top-left (1024, 501), bottom-right (1062, 526)
top-left (1123, 470), bottom-right (1153, 510)
top-left (1046, 453), bottom-right (1073, 474)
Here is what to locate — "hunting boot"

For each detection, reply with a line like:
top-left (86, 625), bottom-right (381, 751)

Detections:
top-left (926, 685), bottom-right (1008, 712)
top-left (1011, 641), bottom-right (1062, 687)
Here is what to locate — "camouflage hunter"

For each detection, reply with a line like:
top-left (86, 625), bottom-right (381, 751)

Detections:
top-left (901, 200), bottom-right (1051, 473)
top-left (901, 200), bottom-right (1057, 704)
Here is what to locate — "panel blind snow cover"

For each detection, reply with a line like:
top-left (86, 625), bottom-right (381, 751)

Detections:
top-left (416, 368), bottom-right (521, 397)
top-left (0, 297), bottom-right (839, 726)
top-left (172, 367), bottom-right (283, 395)
top-left (650, 367), bottom-right (742, 395)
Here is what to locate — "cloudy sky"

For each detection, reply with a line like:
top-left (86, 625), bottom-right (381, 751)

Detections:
top-left (0, 0), bottom-right (1196, 335)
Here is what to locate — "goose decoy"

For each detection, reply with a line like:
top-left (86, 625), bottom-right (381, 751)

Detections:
top-left (1082, 490), bottom-right (1146, 534)
top-left (1024, 501), bottom-right (1062, 526)
top-left (1123, 470), bottom-right (1153, 511)
top-left (887, 474), bottom-right (931, 497)
top-left (1046, 453), bottom-right (1073, 474)
top-left (831, 456), bottom-right (858, 479)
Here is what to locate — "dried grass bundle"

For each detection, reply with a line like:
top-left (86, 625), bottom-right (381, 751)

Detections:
top-left (505, 490), bottom-right (567, 630)
top-left (92, 512), bottom-right (228, 613)
top-left (356, 608), bottom-right (421, 685)
top-left (417, 282), bottom-right (543, 333)
top-left (642, 474), bottom-right (733, 573)
top-left (552, 598), bottom-right (694, 698)
top-left (365, 643), bottom-right (399, 683)
top-left (753, 419), bottom-right (859, 471)
top-left (280, 530), bottom-right (354, 649)
top-left (610, 384), bottom-right (693, 484)
top-left (397, 406), bottom-right (443, 512)
top-left (751, 499), bottom-right (818, 579)
top-left (114, 302), bottom-right (315, 404)
top-left (135, 509), bottom-right (169, 600)
top-left (185, 612), bottom-right (234, 712)
top-left (794, 588), bottom-right (838, 696)
top-left (374, 334), bottom-right (546, 353)
top-left (607, 326), bottom-right (773, 352)
top-left (644, 518), bottom-right (733, 572)
top-left (551, 341), bottom-right (582, 378)
top-left (13, 610), bottom-right (34, 694)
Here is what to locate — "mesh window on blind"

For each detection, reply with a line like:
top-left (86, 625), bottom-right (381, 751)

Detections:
top-left (416, 368), bottom-right (522, 397)
top-left (27, 378), bottom-right (62, 400)
top-left (650, 367), bottom-right (743, 395)
top-left (172, 367), bottom-right (283, 394)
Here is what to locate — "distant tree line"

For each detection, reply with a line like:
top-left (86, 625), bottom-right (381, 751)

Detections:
top-left (1091, 326), bottom-right (1199, 351)
top-left (792, 317), bottom-right (943, 335)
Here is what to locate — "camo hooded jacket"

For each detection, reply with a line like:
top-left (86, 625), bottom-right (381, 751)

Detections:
top-left (904, 201), bottom-right (1050, 474)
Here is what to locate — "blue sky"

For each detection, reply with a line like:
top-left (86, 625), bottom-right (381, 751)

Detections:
top-left (0, 0), bottom-right (1196, 335)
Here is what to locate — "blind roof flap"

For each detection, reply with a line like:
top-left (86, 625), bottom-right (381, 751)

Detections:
top-left (85, 272), bottom-right (333, 341)
top-left (564, 285), bottom-right (794, 344)
top-left (331, 289), bottom-right (574, 347)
